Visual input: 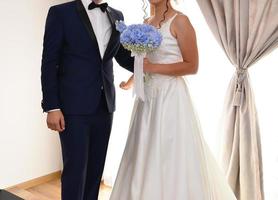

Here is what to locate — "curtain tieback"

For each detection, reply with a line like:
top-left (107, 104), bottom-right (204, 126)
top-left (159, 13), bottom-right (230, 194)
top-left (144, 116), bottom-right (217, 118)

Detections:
top-left (233, 68), bottom-right (248, 106)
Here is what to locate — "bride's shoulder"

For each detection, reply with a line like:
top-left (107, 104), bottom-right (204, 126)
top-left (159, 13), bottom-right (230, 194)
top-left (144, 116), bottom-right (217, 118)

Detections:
top-left (172, 13), bottom-right (195, 31)
top-left (173, 13), bottom-right (191, 25)
top-left (170, 13), bottom-right (196, 38)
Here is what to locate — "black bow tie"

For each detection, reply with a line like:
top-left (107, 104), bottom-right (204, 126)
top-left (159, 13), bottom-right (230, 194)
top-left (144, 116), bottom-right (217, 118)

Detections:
top-left (88, 2), bottom-right (108, 12)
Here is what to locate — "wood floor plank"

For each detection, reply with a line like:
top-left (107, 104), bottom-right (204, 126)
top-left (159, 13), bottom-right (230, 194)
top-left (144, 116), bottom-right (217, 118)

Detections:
top-left (6, 171), bottom-right (61, 190)
top-left (26, 188), bottom-right (56, 200)
top-left (47, 179), bottom-right (61, 188)
top-left (27, 182), bottom-right (61, 200)
top-left (99, 184), bottom-right (112, 200)
top-left (8, 187), bottom-right (46, 200)
top-left (8, 178), bottom-right (112, 200)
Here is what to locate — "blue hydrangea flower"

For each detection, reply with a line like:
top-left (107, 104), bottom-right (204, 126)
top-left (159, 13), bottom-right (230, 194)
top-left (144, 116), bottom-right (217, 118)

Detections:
top-left (116, 21), bottom-right (163, 54)
top-left (115, 20), bottom-right (127, 33)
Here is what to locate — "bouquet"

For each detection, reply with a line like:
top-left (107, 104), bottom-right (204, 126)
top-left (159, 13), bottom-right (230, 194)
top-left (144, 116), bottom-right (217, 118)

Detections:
top-left (116, 21), bottom-right (163, 101)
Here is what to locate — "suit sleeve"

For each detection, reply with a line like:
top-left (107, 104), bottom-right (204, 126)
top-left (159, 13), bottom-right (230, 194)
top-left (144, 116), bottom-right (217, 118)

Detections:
top-left (114, 45), bottom-right (134, 73)
top-left (114, 12), bottom-right (134, 73)
top-left (41, 7), bottom-right (63, 112)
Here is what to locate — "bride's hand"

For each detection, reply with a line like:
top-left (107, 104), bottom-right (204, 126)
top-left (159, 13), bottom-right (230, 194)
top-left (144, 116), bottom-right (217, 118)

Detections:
top-left (143, 58), bottom-right (151, 72)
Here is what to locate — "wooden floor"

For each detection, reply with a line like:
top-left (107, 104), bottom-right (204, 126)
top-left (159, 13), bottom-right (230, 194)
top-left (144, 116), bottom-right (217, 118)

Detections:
top-left (8, 179), bottom-right (112, 200)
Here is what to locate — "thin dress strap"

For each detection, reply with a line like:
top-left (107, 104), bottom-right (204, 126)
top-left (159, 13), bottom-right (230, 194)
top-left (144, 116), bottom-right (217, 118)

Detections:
top-left (160, 13), bottom-right (179, 30)
top-left (166, 13), bottom-right (179, 25)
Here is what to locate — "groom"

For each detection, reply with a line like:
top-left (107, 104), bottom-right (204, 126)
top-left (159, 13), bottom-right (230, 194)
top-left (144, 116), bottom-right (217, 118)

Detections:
top-left (41, 0), bottom-right (133, 199)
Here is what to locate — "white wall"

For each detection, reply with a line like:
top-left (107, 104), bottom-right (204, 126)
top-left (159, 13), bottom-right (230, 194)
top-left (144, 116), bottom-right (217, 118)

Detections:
top-left (0, 1), bottom-right (277, 199)
top-left (0, 0), bottom-right (70, 188)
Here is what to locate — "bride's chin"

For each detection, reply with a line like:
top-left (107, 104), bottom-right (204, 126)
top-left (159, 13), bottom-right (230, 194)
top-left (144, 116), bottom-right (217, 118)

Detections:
top-left (148, 0), bottom-right (166, 5)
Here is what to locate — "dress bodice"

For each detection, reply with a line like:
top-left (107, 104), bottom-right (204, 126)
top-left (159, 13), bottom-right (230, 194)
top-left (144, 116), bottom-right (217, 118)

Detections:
top-left (147, 14), bottom-right (183, 65)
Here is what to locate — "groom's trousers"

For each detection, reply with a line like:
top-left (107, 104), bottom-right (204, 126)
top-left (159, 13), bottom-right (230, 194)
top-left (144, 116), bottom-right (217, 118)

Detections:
top-left (59, 92), bottom-right (113, 200)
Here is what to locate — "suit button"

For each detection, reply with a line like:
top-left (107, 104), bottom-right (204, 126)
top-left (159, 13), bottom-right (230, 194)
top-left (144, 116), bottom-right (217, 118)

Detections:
top-left (101, 86), bottom-right (104, 90)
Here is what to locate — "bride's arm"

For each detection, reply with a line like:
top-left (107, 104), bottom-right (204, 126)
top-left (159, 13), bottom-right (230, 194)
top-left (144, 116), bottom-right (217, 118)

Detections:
top-left (144, 15), bottom-right (199, 76)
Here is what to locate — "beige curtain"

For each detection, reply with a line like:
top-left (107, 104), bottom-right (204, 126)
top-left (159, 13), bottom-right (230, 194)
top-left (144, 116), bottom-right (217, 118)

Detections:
top-left (195, 0), bottom-right (278, 199)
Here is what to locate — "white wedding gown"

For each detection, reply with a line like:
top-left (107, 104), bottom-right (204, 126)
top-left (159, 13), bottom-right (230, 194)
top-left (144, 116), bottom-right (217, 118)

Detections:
top-left (110, 14), bottom-right (237, 200)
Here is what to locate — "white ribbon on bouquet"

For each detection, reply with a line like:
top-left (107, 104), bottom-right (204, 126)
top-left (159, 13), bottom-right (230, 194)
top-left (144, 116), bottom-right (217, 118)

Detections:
top-left (131, 52), bottom-right (146, 101)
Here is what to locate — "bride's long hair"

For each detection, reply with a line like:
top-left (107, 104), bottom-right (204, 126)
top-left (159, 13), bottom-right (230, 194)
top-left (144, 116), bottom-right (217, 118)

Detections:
top-left (142, 0), bottom-right (178, 28)
top-left (158, 0), bottom-right (170, 28)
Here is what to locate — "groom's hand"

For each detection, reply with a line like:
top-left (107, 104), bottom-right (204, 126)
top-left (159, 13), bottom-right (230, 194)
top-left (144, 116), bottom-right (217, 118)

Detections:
top-left (47, 110), bottom-right (65, 132)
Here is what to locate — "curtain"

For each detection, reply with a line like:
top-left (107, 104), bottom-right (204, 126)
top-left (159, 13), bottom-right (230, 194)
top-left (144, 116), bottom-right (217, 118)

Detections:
top-left (195, 0), bottom-right (278, 199)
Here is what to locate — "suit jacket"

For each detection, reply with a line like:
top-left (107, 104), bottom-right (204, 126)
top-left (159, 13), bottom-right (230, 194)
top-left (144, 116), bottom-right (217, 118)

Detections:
top-left (41, 0), bottom-right (134, 114)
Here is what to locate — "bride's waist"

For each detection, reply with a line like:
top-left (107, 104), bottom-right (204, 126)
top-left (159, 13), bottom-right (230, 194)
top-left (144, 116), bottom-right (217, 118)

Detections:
top-left (144, 73), bottom-right (183, 87)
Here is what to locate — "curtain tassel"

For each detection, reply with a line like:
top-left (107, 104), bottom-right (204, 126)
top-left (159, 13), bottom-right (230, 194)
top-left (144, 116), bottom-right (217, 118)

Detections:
top-left (233, 68), bottom-right (247, 106)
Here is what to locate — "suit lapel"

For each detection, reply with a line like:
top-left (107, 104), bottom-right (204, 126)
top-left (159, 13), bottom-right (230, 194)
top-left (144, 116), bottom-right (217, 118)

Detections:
top-left (103, 7), bottom-right (119, 61)
top-left (76, 0), bottom-right (101, 59)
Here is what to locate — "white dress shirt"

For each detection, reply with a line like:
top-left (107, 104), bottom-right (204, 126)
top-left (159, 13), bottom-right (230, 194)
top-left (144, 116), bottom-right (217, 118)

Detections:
top-left (82, 0), bottom-right (112, 58)
top-left (48, 0), bottom-right (112, 113)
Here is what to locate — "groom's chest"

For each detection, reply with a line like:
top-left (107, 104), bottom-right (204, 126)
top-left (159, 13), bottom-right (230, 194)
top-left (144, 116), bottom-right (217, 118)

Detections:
top-left (62, 7), bottom-right (120, 56)
top-left (85, 9), bottom-right (112, 54)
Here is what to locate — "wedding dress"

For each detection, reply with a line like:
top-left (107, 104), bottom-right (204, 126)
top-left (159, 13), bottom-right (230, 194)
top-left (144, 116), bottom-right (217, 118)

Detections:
top-left (110, 14), bottom-right (237, 200)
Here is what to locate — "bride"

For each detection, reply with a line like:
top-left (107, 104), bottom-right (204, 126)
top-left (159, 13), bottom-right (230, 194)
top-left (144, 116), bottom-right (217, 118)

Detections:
top-left (110, 0), bottom-right (237, 199)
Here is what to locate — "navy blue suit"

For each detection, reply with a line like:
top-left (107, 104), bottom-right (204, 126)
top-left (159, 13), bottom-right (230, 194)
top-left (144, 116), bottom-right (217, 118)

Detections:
top-left (41, 1), bottom-right (133, 199)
